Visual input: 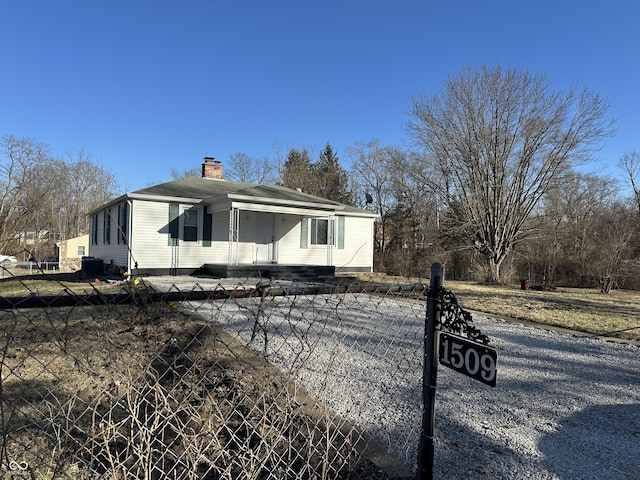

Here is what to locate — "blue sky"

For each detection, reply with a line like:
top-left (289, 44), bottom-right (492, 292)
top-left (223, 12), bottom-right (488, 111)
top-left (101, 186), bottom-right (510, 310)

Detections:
top-left (1, 1), bottom-right (638, 192)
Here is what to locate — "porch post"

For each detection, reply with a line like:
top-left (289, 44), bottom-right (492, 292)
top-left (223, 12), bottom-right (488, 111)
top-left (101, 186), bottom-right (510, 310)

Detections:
top-left (327, 215), bottom-right (335, 266)
top-left (228, 207), bottom-right (239, 266)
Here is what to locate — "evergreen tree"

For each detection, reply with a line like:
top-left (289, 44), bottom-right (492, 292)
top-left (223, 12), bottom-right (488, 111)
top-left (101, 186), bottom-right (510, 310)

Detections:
top-left (315, 143), bottom-right (352, 205)
top-left (281, 148), bottom-right (315, 193)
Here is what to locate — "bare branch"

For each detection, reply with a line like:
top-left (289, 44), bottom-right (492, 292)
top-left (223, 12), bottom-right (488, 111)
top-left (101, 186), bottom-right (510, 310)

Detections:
top-left (406, 64), bottom-right (615, 282)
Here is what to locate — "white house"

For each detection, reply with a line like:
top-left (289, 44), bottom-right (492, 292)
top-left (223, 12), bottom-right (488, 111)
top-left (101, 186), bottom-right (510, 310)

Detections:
top-left (86, 158), bottom-right (376, 279)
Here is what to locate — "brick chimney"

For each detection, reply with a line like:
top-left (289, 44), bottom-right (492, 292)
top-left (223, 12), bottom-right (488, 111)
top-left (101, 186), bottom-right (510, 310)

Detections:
top-left (202, 157), bottom-right (223, 180)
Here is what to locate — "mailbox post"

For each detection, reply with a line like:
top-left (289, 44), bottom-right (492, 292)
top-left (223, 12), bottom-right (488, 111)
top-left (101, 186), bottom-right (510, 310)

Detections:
top-left (417, 262), bottom-right (498, 479)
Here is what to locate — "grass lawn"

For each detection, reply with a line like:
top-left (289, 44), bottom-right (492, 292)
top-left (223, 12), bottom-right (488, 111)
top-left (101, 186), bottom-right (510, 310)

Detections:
top-left (445, 280), bottom-right (640, 343)
top-left (351, 273), bottom-right (640, 343)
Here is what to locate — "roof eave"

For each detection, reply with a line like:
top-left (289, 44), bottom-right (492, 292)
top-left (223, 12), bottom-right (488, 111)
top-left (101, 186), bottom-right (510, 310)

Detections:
top-left (204, 193), bottom-right (345, 212)
top-left (86, 192), bottom-right (203, 216)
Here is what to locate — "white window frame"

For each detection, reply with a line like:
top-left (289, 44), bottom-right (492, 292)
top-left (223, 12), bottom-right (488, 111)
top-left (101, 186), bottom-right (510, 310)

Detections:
top-left (182, 208), bottom-right (200, 243)
top-left (310, 218), bottom-right (336, 247)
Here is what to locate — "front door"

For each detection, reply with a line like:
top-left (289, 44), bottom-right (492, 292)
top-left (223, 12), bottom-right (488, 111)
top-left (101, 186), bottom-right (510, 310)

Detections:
top-left (255, 212), bottom-right (275, 263)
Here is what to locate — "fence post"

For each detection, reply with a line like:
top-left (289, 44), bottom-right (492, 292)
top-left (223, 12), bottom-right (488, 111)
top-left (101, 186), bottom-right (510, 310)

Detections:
top-left (417, 262), bottom-right (444, 480)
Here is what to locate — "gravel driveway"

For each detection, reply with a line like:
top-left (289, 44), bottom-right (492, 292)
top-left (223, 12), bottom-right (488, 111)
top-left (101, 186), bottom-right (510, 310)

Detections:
top-left (149, 276), bottom-right (640, 479)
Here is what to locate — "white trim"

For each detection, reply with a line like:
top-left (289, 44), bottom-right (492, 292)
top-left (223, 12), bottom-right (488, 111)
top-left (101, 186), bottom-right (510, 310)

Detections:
top-left (130, 193), bottom-right (202, 204)
top-left (309, 217), bottom-right (336, 247)
top-left (87, 193), bottom-right (202, 216)
top-left (181, 206), bottom-right (201, 244)
top-left (231, 202), bottom-right (337, 216)
top-left (229, 207), bottom-right (239, 266)
top-left (226, 193), bottom-right (343, 211)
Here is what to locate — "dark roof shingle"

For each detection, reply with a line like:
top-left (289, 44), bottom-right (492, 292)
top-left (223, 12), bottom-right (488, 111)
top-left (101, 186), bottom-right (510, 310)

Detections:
top-left (131, 177), bottom-right (369, 214)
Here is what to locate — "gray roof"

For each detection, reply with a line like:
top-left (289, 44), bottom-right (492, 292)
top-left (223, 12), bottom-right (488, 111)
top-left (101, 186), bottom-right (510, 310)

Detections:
top-left (133, 177), bottom-right (254, 198)
top-left (130, 177), bottom-right (370, 215)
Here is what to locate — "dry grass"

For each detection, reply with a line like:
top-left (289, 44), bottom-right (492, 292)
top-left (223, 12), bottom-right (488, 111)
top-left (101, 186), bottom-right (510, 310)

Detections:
top-left (349, 273), bottom-right (640, 343)
top-left (3, 270), bottom-right (639, 343)
top-left (445, 281), bottom-right (640, 342)
top-left (0, 271), bottom-right (131, 296)
top-left (1, 300), bottom-right (387, 479)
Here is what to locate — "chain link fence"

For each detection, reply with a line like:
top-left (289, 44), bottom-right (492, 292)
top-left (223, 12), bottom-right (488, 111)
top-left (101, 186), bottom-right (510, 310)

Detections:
top-left (1, 272), bottom-right (428, 479)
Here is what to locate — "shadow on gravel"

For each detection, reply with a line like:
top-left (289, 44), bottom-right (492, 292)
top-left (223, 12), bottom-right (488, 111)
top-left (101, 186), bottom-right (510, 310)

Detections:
top-left (431, 414), bottom-right (525, 479)
top-left (538, 403), bottom-right (640, 480)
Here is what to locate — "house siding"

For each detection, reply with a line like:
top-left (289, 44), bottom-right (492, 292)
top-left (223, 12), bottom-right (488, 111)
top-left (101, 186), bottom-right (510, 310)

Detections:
top-left (131, 201), bottom-right (238, 271)
top-left (274, 215), bottom-right (372, 270)
top-left (278, 215), bottom-right (318, 265)
top-left (131, 200), bottom-right (200, 270)
top-left (237, 210), bottom-right (257, 262)
top-left (210, 210), bottom-right (232, 264)
top-left (89, 204), bottom-right (129, 268)
top-left (332, 216), bottom-right (373, 270)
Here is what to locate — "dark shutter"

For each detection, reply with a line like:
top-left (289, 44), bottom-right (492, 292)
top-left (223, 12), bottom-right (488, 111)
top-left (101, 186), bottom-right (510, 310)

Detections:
top-left (203, 206), bottom-right (213, 247)
top-left (168, 202), bottom-right (179, 245)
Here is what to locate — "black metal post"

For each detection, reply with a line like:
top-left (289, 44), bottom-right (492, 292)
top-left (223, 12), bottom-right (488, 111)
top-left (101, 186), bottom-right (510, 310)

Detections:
top-left (417, 262), bottom-right (444, 480)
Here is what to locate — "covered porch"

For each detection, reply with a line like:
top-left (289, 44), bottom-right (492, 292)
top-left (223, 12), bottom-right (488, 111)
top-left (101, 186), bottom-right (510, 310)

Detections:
top-left (203, 189), bottom-right (344, 268)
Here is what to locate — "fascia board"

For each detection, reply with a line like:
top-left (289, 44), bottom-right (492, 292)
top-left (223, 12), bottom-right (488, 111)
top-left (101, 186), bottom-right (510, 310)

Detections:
top-left (227, 202), bottom-right (337, 216)
top-left (86, 194), bottom-right (128, 216)
top-left (226, 193), bottom-right (344, 211)
top-left (127, 193), bottom-right (202, 204)
top-left (341, 210), bottom-right (379, 218)
top-left (87, 193), bottom-right (203, 217)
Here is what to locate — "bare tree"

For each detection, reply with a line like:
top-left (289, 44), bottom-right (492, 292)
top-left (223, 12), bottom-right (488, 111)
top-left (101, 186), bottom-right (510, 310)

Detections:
top-left (0, 138), bottom-right (119, 257)
top-left (407, 64), bottom-right (615, 283)
top-left (0, 135), bottom-right (53, 254)
top-left (587, 201), bottom-right (637, 292)
top-left (520, 172), bottom-right (617, 286)
top-left (227, 152), bottom-right (277, 184)
top-left (270, 139), bottom-right (287, 184)
top-left (619, 151), bottom-right (640, 215)
top-left (56, 150), bottom-right (119, 239)
top-left (170, 166), bottom-right (201, 179)
top-left (347, 140), bottom-right (405, 270)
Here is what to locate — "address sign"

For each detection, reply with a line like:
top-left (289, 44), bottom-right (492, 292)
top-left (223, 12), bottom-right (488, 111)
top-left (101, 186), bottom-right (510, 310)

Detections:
top-left (439, 332), bottom-right (497, 387)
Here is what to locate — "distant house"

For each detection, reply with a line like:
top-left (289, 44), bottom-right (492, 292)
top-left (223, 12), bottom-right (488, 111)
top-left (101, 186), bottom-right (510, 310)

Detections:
top-left (86, 158), bottom-right (376, 279)
top-left (58, 234), bottom-right (89, 272)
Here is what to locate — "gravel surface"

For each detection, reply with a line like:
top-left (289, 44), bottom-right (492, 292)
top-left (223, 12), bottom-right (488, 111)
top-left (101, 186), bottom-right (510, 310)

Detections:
top-left (149, 276), bottom-right (640, 479)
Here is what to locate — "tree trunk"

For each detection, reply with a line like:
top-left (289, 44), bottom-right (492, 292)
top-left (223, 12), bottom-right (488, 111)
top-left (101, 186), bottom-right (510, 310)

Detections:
top-left (488, 254), bottom-right (507, 284)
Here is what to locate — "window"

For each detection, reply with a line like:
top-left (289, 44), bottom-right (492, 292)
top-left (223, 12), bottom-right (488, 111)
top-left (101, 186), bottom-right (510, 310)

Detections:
top-left (77, 245), bottom-right (86, 256)
top-left (183, 209), bottom-right (198, 242)
top-left (91, 215), bottom-right (98, 245)
top-left (310, 218), bottom-right (335, 246)
top-left (118, 203), bottom-right (128, 244)
top-left (301, 217), bottom-right (344, 250)
top-left (103, 209), bottom-right (111, 244)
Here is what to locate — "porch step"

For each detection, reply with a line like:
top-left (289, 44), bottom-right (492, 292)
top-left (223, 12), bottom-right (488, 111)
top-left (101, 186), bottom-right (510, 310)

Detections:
top-left (203, 264), bottom-right (335, 281)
